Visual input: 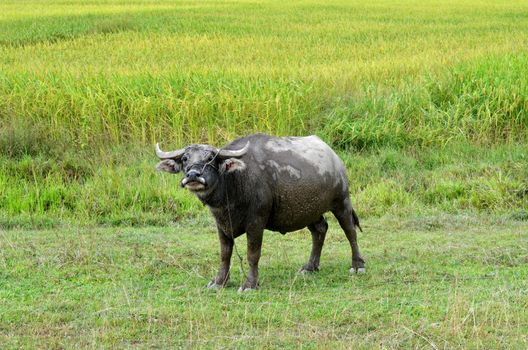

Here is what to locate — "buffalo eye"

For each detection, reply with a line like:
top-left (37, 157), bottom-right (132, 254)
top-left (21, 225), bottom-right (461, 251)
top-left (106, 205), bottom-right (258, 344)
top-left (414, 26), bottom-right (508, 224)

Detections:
top-left (182, 156), bottom-right (188, 162)
top-left (207, 154), bottom-right (214, 162)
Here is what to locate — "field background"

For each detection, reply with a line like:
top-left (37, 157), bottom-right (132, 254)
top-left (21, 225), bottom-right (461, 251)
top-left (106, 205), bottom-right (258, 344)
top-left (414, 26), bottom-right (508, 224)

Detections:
top-left (0, 0), bottom-right (527, 348)
top-left (1, 0), bottom-right (527, 227)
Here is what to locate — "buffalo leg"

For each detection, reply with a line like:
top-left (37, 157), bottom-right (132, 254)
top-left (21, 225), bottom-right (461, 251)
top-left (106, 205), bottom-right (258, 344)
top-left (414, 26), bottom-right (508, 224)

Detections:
top-left (207, 228), bottom-right (233, 289)
top-left (300, 216), bottom-right (328, 273)
top-left (332, 197), bottom-right (365, 273)
top-left (238, 227), bottom-right (264, 292)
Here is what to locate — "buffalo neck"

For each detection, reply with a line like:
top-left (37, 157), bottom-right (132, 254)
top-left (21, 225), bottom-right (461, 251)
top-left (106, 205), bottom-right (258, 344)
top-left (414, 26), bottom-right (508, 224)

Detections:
top-left (196, 173), bottom-right (231, 208)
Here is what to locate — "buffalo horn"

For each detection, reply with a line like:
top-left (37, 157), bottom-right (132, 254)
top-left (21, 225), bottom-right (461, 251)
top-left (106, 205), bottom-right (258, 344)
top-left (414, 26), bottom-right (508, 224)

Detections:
top-left (155, 143), bottom-right (185, 159)
top-left (218, 142), bottom-right (250, 158)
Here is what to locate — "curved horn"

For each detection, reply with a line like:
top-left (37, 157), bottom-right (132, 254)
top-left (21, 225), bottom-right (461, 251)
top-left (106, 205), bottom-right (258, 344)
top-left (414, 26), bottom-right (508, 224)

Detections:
top-left (218, 142), bottom-right (250, 158)
top-left (155, 143), bottom-right (185, 159)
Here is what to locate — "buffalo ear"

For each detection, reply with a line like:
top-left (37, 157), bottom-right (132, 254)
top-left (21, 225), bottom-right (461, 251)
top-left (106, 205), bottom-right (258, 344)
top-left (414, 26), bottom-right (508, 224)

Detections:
top-left (156, 159), bottom-right (182, 173)
top-left (220, 158), bottom-right (246, 173)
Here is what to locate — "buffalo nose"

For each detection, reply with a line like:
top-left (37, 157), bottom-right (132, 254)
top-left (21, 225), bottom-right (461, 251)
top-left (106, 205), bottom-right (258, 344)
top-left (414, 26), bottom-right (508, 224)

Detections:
top-left (186, 170), bottom-right (201, 179)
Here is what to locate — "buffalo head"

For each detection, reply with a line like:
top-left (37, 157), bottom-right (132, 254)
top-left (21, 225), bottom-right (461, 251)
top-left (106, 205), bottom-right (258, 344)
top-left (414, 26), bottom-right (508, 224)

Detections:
top-left (155, 142), bottom-right (249, 193)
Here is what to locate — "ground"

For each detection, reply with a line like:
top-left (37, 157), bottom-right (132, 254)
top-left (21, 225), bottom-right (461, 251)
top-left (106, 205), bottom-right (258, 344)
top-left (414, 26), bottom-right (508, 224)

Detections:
top-left (1, 215), bottom-right (526, 349)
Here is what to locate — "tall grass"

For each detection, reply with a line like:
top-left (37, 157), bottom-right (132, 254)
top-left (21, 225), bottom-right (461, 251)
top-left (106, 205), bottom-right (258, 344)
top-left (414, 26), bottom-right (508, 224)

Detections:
top-left (0, 74), bottom-right (318, 147)
top-left (1, 53), bottom-right (527, 151)
top-left (323, 54), bottom-right (528, 149)
top-left (0, 0), bottom-right (527, 227)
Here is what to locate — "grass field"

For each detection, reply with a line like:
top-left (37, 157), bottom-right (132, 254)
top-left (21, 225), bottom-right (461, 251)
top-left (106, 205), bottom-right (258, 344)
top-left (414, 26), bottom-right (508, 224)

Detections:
top-left (2, 0), bottom-right (528, 147)
top-left (1, 0), bottom-right (528, 348)
top-left (1, 217), bottom-right (527, 348)
top-left (1, 0), bottom-right (527, 226)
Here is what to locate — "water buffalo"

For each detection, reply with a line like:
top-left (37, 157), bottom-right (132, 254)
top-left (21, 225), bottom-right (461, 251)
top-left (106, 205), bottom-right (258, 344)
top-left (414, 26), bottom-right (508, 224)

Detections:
top-left (155, 133), bottom-right (365, 291)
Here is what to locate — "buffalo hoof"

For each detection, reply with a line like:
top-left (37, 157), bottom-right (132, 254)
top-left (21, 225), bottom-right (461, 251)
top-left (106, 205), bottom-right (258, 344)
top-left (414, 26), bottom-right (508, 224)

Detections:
top-left (206, 281), bottom-right (224, 289)
top-left (237, 282), bottom-right (259, 293)
top-left (299, 265), bottom-right (319, 274)
top-left (349, 267), bottom-right (366, 274)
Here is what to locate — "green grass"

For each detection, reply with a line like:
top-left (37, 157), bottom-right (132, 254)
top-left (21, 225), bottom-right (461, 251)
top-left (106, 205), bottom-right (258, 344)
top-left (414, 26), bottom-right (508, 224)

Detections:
top-left (1, 217), bottom-right (527, 348)
top-left (1, 143), bottom-right (526, 228)
top-left (1, 0), bottom-right (528, 225)
top-left (1, 0), bottom-right (528, 146)
top-left (1, 2), bottom-right (528, 346)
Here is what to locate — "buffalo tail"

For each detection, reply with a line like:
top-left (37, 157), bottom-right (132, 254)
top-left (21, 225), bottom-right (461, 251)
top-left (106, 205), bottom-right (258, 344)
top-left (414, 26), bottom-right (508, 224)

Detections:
top-left (352, 208), bottom-right (362, 232)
